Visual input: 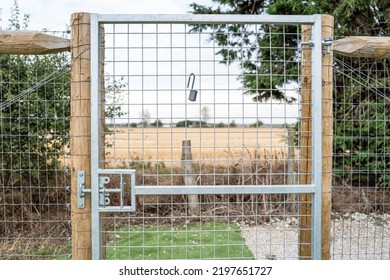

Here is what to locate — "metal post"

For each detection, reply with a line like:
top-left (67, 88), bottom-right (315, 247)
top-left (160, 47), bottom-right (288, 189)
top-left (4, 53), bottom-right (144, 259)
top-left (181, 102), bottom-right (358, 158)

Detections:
top-left (311, 14), bottom-right (323, 260)
top-left (90, 13), bottom-right (101, 260)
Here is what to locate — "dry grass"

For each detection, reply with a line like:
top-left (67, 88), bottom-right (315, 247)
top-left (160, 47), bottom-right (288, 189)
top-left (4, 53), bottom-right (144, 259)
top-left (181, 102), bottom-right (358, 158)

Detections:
top-left (104, 127), bottom-right (288, 166)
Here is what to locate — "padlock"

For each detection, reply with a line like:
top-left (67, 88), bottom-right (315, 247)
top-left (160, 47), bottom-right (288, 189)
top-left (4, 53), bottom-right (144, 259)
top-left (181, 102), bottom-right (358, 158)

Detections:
top-left (187, 73), bottom-right (198, 101)
top-left (188, 89), bottom-right (198, 101)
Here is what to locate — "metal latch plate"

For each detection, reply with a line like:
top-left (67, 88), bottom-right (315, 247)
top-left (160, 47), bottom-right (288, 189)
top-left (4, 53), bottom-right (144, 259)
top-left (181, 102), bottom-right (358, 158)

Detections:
top-left (77, 171), bottom-right (90, 208)
top-left (97, 169), bottom-right (137, 213)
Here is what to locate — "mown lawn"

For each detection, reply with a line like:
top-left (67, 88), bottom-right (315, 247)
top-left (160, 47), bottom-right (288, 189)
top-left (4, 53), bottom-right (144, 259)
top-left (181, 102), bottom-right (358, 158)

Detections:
top-left (105, 222), bottom-right (254, 260)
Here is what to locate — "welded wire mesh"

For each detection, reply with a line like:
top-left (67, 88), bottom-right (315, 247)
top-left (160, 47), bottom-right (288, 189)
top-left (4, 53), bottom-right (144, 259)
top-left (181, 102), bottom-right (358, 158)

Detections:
top-left (98, 21), bottom-right (314, 260)
top-left (332, 55), bottom-right (390, 259)
top-left (0, 32), bottom-right (71, 259)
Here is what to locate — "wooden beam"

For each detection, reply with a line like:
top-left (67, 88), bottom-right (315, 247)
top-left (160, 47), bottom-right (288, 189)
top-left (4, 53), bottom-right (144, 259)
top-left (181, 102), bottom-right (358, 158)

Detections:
top-left (181, 140), bottom-right (200, 216)
top-left (299, 15), bottom-right (334, 260)
top-left (70, 12), bottom-right (92, 260)
top-left (333, 36), bottom-right (390, 58)
top-left (299, 24), bottom-right (313, 260)
top-left (321, 14), bottom-right (334, 260)
top-left (0, 30), bottom-right (70, 55)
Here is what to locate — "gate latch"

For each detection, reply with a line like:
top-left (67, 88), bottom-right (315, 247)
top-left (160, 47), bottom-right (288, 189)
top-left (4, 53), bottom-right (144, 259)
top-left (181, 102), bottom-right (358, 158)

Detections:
top-left (77, 171), bottom-right (90, 208)
top-left (77, 169), bottom-right (137, 211)
top-left (97, 169), bottom-right (137, 212)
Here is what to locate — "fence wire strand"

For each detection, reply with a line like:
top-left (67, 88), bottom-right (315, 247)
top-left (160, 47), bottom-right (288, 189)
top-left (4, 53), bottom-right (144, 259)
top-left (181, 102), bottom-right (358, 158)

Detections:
top-left (98, 21), bottom-right (310, 260)
top-left (332, 55), bottom-right (390, 260)
top-left (1, 23), bottom-right (389, 261)
top-left (0, 32), bottom-right (71, 259)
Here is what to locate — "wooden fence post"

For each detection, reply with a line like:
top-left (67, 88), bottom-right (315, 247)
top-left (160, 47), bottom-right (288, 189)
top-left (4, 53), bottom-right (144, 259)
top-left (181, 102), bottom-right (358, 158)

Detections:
top-left (182, 140), bottom-right (200, 216)
top-left (299, 24), bottom-right (313, 260)
top-left (321, 14), bottom-right (334, 260)
top-left (287, 130), bottom-right (295, 186)
top-left (287, 130), bottom-right (296, 211)
top-left (299, 15), bottom-right (334, 260)
top-left (70, 12), bottom-right (92, 260)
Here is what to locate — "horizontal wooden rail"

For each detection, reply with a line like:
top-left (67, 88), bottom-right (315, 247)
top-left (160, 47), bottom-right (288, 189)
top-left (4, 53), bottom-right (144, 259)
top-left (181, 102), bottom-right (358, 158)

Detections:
top-left (1, 29), bottom-right (389, 58)
top-left (0, 30), bottom-right (70, 55)
top-left (334, 36), bottom-right (390, 58)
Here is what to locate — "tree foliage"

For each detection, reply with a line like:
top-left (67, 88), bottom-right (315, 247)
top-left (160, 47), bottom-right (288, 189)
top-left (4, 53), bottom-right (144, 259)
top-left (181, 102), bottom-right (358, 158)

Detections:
top-left (191, 0), bottom-right (390, 187)
top-left (0, 3), bottom-right (70, 186)
top-left (191, 0), bottom-right (390, 100)
top-left (250, 120), bottom-right (264, 128)
top-left (152, 119), bottom-right (164, 127)
top-left (176, 120), bottom-right (206, 127)
top-left (0, 2), bottom-right (124, 187)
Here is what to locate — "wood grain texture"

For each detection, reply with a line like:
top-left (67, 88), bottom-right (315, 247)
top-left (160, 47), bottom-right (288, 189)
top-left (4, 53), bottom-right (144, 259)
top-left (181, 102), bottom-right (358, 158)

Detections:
top-left (321, 14), bottom-right (334, 260)
top-left (70, 12), bottom-right (92, 260)
top-left (334, 36), bottom-right (390, 58)
top-left (0, 30), bottom-right (70, 54)
top-left (299, 24), bottom-right (313, 260)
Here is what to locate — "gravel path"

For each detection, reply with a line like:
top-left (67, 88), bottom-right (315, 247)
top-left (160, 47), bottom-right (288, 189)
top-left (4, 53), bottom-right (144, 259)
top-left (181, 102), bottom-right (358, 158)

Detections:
top-left (240, 212), bottom-right (390, 260)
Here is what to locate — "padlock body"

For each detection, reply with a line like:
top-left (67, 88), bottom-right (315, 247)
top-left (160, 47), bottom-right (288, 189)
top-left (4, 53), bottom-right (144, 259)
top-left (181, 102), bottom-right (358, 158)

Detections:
top-left (188, 89), bottom-right (198, 101)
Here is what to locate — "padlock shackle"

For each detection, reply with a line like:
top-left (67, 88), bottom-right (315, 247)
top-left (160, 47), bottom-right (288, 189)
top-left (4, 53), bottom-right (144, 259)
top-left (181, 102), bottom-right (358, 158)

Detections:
top-left (187, 73), bottom-right (196, 89)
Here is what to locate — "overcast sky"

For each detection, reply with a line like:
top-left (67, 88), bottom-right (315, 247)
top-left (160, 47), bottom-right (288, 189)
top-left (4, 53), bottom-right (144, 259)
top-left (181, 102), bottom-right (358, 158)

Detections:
top-left (0, 0), bottom-right (299, 125)
top-left (0, 0), bottom-right (213, 30)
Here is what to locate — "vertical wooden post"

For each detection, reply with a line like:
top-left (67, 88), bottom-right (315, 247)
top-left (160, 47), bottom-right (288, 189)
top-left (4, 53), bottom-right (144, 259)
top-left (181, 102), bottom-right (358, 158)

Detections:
top-left (287, 130), bottom-right (295, 185)
top-left (287, 130), bottom-right (296, 211)
top-left (299, 15), bottom-right (334, 260)
top-left (99, 23), bottom-right (107, 260)
top-left (181, 140), bottom-right (200, 215)
top-left (299, 24), bottom-right (313, 260)
top-left (70, 12), bottom-right (92, 260)
top-left (321, 14), bottom-right (334, 260)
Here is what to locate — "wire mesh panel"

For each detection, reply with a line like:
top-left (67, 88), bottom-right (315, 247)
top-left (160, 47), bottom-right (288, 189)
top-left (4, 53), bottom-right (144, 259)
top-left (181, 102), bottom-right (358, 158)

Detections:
top-left (91, 15), bottom-right (321, 260)
top-left (0, 37), bottom-right (71, 259)
top-left (332, 55), bottom-right (390, 260)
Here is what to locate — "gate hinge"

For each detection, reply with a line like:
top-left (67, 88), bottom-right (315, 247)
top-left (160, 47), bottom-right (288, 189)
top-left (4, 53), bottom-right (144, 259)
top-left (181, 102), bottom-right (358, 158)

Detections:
top-left (298, 36), bottom-right (333, 54)
top-left (300, 41), bottom-right (314, 48)
top-left (322, 36), bottom-right (333, 54)
top-left (77, 171), bottom-right (91, 208)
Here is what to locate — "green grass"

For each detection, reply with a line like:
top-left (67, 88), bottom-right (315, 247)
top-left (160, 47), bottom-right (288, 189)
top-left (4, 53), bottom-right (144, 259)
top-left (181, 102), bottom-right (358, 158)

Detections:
top-left (106, 222), bottom-right (254, 260)
top-left (0, 242), bottom-right (72, 260)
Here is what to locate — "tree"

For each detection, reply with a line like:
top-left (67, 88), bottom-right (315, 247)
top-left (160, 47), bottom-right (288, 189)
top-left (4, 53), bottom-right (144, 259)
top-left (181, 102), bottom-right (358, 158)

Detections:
top-left (105, 77), bottom-right (127, 125)
top-left (250, 120), bottom-right (264, 128)
top-left (190, 0), bottom-right (390, 102)
top-left (152, 119), bottom-right (163, 127)
top-left (217, 122), bottom-right (226, 128)
top-left (0, 3), bottom-right (69, 186)
top-left (176, 120), bottom-right (206, 127)
top-left (201, 106), bottom-right (211, 124)
top-left (176, 120), bottom-right (192, 127)
top-left (140, 109), bottom-right (151, 127)
top-left (0, 2), bottom-right (125, 188)
top-left (229, 120), bottom-right (237, 127)
top-left (190, 0), bottom-right (390, 186)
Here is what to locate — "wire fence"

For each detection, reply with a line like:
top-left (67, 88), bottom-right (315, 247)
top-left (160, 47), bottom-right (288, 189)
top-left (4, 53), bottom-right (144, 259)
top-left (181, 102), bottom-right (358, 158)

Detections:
top-left (0, 22), bottom-right (389, 260)
top-left (331, 55), bottom-right (390, 259)
top-left (0, 32), bottom-right (71, 259)
top-left (97, 19), bottom-right (315, 260)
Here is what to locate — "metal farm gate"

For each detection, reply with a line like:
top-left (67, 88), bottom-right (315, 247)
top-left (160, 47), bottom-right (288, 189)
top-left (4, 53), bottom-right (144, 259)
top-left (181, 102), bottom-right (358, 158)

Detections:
top-left (79, 14), bottom-right (332, 260)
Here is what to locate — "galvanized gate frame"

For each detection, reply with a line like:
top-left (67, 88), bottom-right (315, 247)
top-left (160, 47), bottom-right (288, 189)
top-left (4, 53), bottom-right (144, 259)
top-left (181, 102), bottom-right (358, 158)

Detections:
top-left (89, 13), bottom-right (324, 260)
